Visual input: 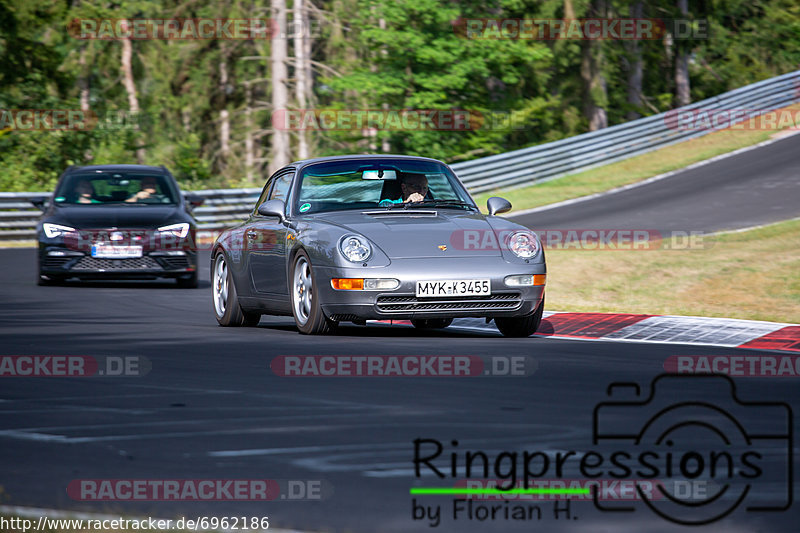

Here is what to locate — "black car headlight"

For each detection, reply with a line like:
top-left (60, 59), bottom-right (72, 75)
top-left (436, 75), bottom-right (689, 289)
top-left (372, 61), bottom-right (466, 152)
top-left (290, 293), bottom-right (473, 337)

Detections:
top-left (157, 223), bottom-right (189, 238)
top-left (42, 223), bottom-right (76, 238)
top-left (339, 234), bottom-right (372, 262)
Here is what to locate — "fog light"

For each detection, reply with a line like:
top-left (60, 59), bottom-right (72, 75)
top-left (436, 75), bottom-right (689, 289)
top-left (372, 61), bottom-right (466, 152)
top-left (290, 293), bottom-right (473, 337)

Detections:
top-left (165, 250), bottom-right (186, 256)
top-left (331, 278), bottom-right (364, 290)
top-left (364, 278), bottom-right (400, 290)
top-left (504, 274), bottom-right (546, 287)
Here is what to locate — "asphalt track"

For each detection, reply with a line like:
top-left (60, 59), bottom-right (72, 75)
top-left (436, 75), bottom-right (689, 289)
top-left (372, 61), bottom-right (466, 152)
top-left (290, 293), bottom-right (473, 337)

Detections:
top-left (2, 136), bottom-right (800, 532)
top-left (510, 131), bottom-right (800, 232)
top-left (1, 247), bottom-right (798, 533)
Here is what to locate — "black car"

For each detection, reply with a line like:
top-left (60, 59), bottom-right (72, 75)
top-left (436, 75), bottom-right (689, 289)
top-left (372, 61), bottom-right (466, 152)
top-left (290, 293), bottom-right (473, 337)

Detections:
top-left (35, 164), bottom-right (202, 287)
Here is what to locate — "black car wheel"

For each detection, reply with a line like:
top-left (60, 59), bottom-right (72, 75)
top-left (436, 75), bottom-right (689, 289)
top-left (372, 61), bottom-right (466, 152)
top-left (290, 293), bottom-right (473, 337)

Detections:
top-left (290, 250), bottom-right (338, 335)
top-left (212, 252), bottom-right (260, 326)
top-left (410, 318), bottom-right (453, 330)
top-left (495, 296), bottom-right (545, 338)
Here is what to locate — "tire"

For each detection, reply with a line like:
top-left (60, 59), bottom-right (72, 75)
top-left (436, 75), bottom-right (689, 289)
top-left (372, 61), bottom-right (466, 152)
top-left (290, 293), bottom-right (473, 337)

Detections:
top-left (212, 252), bottom-right (260, 327)
top-left (37, 263), bottom-right (63, 286)
top-left (290, 250), bottom-right (338, 335)
top-left (495, 296), bottom-right (545, 338)
top-left (37, 275), bottom-right (63, 286)
top-left (175, 271), bottom-right (198, 288)
top-left (411, 318), bottom-right (453, 330)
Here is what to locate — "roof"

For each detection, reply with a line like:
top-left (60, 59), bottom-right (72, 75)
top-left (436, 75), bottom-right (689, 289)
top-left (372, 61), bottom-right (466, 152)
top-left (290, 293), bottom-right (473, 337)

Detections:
top-left (67, 164), bottom-right (168, 173)
top-left (288, 154), bottom-right (446, 168)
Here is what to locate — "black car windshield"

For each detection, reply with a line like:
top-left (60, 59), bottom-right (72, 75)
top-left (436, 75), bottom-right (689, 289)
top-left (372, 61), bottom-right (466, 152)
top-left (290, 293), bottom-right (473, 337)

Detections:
top-left (294, 159), bottom-right (475, 214)
top-left (53, 172), bottom-right (178, 205)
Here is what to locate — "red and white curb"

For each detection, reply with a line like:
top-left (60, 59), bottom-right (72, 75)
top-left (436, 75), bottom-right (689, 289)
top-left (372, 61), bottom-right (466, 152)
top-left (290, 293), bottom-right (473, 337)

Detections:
top-left (371, 313), bottom-right (800, 353)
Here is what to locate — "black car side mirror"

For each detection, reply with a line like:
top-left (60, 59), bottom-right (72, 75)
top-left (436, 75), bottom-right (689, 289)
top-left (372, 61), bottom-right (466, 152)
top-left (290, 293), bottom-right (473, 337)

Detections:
top-left (30, 195), bottom-right (48, 211)
top-left (257, 199), bottom-right (286, 221)
top-left (487, 196), bottom-right (512, 216)
top-left (184, 194), bottom-right (204, 209)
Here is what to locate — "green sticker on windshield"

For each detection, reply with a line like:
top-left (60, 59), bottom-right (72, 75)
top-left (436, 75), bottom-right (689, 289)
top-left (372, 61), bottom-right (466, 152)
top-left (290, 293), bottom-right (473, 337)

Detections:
top-left (299, 203), bottom-right (311, 212)
top-left (54, 196), bottom-right (65, 202)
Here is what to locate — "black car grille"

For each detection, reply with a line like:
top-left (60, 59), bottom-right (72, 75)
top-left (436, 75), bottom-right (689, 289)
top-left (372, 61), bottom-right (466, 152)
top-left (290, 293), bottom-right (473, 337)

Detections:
top-left (72, 256), bottom-right (162, 271)
top-left (41, 256), bottom-right (73, 269)
top-left (376, 292), bottom-right (522, 313)
top-left (157, 256), bottom-right (191, 270)
top-left (329, 314), bottom-right (360, 322)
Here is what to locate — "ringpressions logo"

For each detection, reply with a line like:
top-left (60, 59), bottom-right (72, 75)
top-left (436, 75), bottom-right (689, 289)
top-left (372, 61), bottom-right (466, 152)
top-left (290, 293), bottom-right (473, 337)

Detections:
top-left (411, 374), bottom-right (793, 526)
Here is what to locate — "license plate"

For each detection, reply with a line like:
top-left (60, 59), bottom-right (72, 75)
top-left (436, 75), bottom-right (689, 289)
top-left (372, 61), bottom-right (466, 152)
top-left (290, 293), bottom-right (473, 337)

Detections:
top-left (91, 245), bottom-right (143, 258)
top-left (416, 279), bottom-right (491, 297)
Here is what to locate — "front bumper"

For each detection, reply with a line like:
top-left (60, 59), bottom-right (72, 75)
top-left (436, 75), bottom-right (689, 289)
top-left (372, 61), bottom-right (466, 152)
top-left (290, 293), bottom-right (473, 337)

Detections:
top-left (39, 245), bottom-right (197, 280)
top-left (315, 257), bottom-right (545, 321)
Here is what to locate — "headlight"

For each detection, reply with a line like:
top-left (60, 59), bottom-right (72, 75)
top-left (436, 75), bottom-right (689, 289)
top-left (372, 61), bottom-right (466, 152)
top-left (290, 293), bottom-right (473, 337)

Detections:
top-left (42, 223), bottom-right (76, 238)
top-left (158, 223), bottom-right (190, 238)
top-left (507, 231), bottom-right (539, 259)
top-left (339, 234), bottom-right (372, 262)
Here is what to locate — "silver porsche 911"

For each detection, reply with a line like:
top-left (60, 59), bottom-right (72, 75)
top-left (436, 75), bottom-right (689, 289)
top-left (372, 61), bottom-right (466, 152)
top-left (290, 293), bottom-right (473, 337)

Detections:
top-left (211, 155), bottom-right (546, 336)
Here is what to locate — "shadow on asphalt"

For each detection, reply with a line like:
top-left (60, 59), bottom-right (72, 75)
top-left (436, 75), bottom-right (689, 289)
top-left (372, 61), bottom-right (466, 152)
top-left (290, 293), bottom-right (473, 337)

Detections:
top-left (37, 279), bottom-right (211, 289)
top-left (254, 322), bottom-right (503, 338)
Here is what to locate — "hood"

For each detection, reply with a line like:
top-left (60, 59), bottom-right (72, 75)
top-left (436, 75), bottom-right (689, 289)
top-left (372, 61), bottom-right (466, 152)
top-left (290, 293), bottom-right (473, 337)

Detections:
top-left (310, 209), bottom-right (503, 258)
top-left (49, 205), bottom-right (184, 229)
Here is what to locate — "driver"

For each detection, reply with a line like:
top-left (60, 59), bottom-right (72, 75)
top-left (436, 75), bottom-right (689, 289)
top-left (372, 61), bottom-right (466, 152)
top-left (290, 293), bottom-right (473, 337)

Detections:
top-left (379, 174), bottom-right (428, 205)
top-left (126, 176), bottom-right (164, 203)
top-left (75, 180), bottom-right (99, 204)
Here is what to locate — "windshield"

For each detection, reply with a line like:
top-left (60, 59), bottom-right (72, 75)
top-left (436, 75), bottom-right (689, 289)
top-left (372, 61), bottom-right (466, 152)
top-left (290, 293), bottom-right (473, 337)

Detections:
top-left (294, 159), bottom-right (474, 215)
top-left (53, 172), bottom-right (178, 205)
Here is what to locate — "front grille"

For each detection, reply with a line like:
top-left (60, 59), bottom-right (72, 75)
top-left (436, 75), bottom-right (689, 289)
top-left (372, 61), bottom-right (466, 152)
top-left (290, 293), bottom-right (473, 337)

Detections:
top-left (376, 292), bottom-right (522, 313)
top-left (42, 256), bottom-right (73, 269)
top-left (72, 256), bottom-right (162, 271)
top-left (329, 314), bottom-right (359, 322)
top-left (157, 256), bottom-right (191, 270)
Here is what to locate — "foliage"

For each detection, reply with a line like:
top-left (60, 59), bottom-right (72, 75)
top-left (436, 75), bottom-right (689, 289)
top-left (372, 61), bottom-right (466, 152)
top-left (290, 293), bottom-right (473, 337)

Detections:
top-left (0, 0), bottom-right (798, 191)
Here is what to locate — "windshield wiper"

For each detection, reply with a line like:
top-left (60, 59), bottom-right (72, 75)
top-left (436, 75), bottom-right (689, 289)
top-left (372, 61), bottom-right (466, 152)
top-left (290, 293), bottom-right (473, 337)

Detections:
top-left (409, 199), bottom-right (476, 210)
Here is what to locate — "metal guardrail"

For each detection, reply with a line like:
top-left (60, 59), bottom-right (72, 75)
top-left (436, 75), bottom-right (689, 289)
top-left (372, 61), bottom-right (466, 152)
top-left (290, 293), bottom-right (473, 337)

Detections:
top-left (2, 69), bottom-right (799, 241)
top-left (450, 69), bottom-right (800, 193)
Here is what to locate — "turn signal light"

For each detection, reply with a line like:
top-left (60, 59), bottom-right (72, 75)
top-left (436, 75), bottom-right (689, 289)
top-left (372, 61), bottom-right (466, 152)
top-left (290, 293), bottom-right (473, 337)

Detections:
top-left (331, 278), bottom-right (364, 290)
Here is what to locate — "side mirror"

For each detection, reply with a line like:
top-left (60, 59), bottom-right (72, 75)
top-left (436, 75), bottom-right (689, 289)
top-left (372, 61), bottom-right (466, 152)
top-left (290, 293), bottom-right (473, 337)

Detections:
top-left (184, 194), bottom-right (204, 209)
top-left (257, 199), bottom-right (286, 220)
top-left (486, 196), bottom-right (512, 216)
top-left (30, 195), bottom-right (48, 211)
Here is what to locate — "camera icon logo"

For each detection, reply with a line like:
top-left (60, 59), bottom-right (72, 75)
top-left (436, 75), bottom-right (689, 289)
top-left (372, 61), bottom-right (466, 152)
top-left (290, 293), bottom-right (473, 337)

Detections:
top-left (592, 373), bottom-right (793, 525)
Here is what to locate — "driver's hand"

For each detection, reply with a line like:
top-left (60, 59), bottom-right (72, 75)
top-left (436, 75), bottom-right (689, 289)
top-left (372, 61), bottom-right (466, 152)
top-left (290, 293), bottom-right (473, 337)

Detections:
top-left (404, 192), bottom-right (425, 203)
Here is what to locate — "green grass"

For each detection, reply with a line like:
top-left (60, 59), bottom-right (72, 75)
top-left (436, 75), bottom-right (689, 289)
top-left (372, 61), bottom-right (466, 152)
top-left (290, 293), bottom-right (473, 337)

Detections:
top-left (474, 102), bottom-right (800, 213)
top-left (545, 218), bottom-right (800, 323)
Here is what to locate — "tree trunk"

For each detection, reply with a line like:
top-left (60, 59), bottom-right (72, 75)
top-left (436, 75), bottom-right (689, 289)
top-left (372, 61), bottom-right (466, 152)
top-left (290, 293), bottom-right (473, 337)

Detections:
top-left (270, 0), bottom-right (291, 173)
top-left (563, 0), bottom-right (575, 20)
top-left (219, 55), bottom-right (230, 161)
top-left (580, 0), bottom-right (608, 131)
top-left (78, 44), bottom-right (90, 112)
top-left (625, 1), bottom-right (644, 120)
top-left (245, 82), bottom-right (255, 182)
top-left (675, 0), bottom-right (691, 107)
top-left (294, 0), bottom-right (309, 160)
top-left (121, 35), bottom-right (146, 163)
